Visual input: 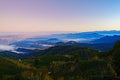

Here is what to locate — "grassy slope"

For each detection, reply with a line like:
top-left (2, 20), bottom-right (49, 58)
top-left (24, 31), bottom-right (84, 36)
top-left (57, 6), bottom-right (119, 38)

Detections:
top-left (0, 45), bottom-right (117, 80)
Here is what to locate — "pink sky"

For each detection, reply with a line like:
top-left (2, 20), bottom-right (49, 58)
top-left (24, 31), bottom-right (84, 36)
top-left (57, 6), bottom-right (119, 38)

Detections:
top-left (0, 0), bottom-right (120, 32)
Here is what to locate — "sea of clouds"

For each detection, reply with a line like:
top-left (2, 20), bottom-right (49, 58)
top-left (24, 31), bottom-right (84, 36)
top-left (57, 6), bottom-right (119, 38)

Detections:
top-left (0, 45), bottom-right (15, 51)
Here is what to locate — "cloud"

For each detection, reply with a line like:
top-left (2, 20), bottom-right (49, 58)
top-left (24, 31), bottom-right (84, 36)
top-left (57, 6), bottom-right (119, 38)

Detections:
top-left (0, 45), bottom-right (15, 51)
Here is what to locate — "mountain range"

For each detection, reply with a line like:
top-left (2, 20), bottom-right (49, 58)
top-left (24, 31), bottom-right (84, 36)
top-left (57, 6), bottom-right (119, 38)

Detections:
top-left (0, 30), bottom-right (120, 55)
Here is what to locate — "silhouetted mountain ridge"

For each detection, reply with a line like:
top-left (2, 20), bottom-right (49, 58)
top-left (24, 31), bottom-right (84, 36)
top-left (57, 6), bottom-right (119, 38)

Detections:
top-left (92, 35), bottom-right (120, 43)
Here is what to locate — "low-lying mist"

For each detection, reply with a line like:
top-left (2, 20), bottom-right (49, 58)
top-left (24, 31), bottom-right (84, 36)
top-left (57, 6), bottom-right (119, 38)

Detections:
top-left (0, 45), bottom-right (15, 51)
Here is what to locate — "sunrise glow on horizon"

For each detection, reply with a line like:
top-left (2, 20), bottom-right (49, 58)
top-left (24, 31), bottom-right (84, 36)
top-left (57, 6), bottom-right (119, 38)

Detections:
top-left (0, 0), bottom-right (120, 32)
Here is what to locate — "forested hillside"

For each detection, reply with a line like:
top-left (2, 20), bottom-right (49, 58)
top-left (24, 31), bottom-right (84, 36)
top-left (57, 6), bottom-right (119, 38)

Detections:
top-left (1, 41), bottom-right (120, 80)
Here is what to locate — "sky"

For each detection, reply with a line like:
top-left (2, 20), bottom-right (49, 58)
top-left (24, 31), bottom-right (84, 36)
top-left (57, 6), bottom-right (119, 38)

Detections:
top-left (0, 0), bottom-right (120, 32)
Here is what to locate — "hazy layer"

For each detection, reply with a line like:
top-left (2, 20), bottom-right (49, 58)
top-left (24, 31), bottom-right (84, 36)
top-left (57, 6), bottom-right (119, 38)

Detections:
top-left (0, 45), bottom-right (15, 51)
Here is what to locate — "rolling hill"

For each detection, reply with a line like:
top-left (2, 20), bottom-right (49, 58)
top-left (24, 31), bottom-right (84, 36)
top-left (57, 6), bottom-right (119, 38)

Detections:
top-left (91, 35), bottom-right (120, 43)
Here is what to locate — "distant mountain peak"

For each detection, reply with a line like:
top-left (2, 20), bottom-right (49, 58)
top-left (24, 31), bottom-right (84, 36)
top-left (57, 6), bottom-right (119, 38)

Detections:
top-left (92, 35), bottom-right (120, 43)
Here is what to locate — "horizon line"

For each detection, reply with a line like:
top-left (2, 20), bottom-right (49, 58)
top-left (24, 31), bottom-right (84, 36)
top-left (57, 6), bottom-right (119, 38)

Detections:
top-left (0, 30), bottom-right (120, 33)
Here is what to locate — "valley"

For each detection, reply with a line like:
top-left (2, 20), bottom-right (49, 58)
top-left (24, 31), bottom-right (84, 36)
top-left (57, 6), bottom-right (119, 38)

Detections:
top-left (0, 31), bottom-right (120, 80)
